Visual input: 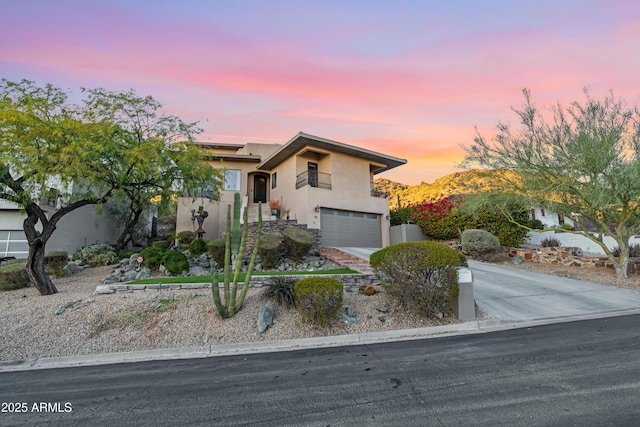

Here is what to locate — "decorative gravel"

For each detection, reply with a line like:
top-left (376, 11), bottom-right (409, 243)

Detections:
top-left (0, 266), bottom-right (459, 362)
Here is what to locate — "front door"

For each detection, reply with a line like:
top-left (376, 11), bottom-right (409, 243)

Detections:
top-left (253, 175), bottom-right (267, 203)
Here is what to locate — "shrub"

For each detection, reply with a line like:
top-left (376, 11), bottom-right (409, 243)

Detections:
top-left (259, 233), bottom-right (281, 269)
top-left (118, 248), bottom-right (139, 259)
top-left (263, 274), bottom-right (297, 308)
top-left (540, 237), bottom-right (561, 247)
top-left (390, 207), bottom-right (414, 226)
top-left (207, 239), bottom-right (226, 268)
top-left (73, 244), bottom-right (118, 266)
top-left (412, 196), bottom-right (465, 240)
top-left (461, 229), bottom-right (501, 261)
top-left (189, 238), bottom-right (208, 257)
top-left (464, 204), bottom-right (530, 247)
top-left (294, 277), bottom-right (343, 326)
top-left (140, 244), bottom-right (168, 271)
top-left (44, 251), bottom-right (69, 276)
top-left (370, 241), bottom-right (464, 318)
top-left (0, 262), bottom-right (29, 291)
top-left (177, 230), bottom-right (197, 245)
top-left (162, 250), bottom-right (189, 275)
top-left (530, 219), bottom-right (545, 230)
top-left (613, 244), bottom-right (640, 258)
top-left (1, 258), bottom-right (25, 266)
top-left (283, 227), bottom-right (315, 262)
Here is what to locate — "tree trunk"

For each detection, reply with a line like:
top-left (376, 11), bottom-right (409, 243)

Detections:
top-left (26, 239), bottom-right (58, 295)
top-left (613, 252), bottom-right (629, 279)
top-left (114, 207), bottom-right (143, 254)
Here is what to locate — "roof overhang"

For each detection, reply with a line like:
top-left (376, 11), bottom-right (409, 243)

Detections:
top-left (257, 132), bottom-right (407, 173)
top-left (204, 153), bottom-right (262, 163)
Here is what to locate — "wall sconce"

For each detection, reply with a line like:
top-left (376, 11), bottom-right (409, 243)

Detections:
top-left (314, 205), bottom-right (321, 212)
top-left (385, 214), bottom-right (390, 220)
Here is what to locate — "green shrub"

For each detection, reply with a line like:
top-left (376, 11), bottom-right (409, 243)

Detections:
top-left (73, 244), bottom-right (118, 266)
top-left (44, 251), bottom-right (68, 275)
top-left (0, 262), bottom-right (29, 291)
top-left (370, 241), bottom-right (464, 318)
top-left (294, 277), bottom-right (343, 326)
top-left (207, 239), bottom-right (226, 268)
top-left (177, 230), bottom-right (197, 245)
top-left (119, 247), bottom-right (141, 259)
top-left (461, 229), bottom-right (501, 261)
top-left (259, 233), bottom-right (281, 269)
top-left (152, 240), bottom-right (170, 249)
top-left (540, 237), bottom-right (561, 247)
top-left (613, 244), bottom-right (640, 258)
top-left (189, 238), bottom-right (208, 257)
top-left (263, 274), bottom-right (297, 308)
top-left (464, 202), bottom-right (530, 247)
top-left (390, 207), bottom-right (414, 226)
top-left (530, 219), bottom-right (545, 230)
top-left (162, 250), bottom-right (189, 275)
top-left (140, 244), bottom-right (168, 271)
top-left (283, 227), bottom-right (315, 262)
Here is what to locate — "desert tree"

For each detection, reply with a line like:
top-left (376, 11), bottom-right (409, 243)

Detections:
top-left (463, 88), bottom-right (640, 278)
top-left (0, 79), bottom-right (219, 295)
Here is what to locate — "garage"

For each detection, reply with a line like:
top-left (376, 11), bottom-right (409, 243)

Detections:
top-left (0, 230), bottom-right (29, 258)
top-left (320, 208), bottom-right (382, 248)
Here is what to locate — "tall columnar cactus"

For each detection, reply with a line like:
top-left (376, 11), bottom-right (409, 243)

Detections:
top-left (211, 193), bottom-right (262, 318)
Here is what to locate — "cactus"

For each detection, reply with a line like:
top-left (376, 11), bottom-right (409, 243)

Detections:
top-left (211, 193), bottom-right (262, 318)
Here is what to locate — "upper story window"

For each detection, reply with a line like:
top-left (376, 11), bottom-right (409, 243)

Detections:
top-left (224, 169), bottom-right (241, 191)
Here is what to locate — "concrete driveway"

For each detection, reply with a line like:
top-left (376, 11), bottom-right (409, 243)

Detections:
top-left (335, 247), bottom-right (640, 322)
top-left (470, 260), bottom-right (640, 321)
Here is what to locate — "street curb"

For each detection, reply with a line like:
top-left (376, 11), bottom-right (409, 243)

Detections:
top-left (3, 308), bottom-right (640, 372)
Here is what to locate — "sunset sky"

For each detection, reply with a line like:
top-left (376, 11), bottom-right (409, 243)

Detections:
top-left (1, 1), bottom-right (639, 185)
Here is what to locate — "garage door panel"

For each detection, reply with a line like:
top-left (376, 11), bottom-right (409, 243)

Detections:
top-left (320, 209), bottom-right (381, 248)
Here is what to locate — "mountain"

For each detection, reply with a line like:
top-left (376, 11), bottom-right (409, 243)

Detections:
top-left (376, 170), bottom-right (508, 210)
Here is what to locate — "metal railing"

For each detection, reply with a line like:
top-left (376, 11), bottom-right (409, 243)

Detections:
top-left (296, 171), bottom-right (332, 190)
top-left (370, 182), bottom-right (388, 198)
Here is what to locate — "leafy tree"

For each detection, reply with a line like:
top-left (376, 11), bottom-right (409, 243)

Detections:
top-left (0, 79), bottom-right (219, 295)
top-left (81, 88), bottom-right (222, 254)
top-left (463, 88), bottom-right (640, 278)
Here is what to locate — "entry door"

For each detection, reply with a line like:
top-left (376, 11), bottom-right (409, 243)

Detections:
top-left (308, 162), bottom-right (318, 188)
top-left (253, 175), bottom-right (267, 203)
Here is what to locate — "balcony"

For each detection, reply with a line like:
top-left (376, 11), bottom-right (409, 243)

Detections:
top-left (296, 171), bottom-right (332, 190)
top-left (370, 182), bottom-right (388, 198)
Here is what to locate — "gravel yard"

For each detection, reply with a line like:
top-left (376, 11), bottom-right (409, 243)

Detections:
top-left (0, 266), bottom-right (458, 362)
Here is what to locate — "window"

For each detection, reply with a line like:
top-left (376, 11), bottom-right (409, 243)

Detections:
top-left (271, 172), bottom-right (277, 189)
top-left (224, 170), bottom-right (241, 191)
top-left (188, 179), bottom-right (217, 199)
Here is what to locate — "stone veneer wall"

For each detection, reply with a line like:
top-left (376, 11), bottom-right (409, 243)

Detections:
top-left (509, 246), bottom-right (640, 274)
top-left (244, 219), bottom-right (322, 258)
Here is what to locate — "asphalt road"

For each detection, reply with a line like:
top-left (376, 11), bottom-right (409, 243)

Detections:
top-left (3, 314), bottom-right (640, 426)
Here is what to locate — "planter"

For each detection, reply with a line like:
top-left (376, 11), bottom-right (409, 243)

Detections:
top-left (271, 209), bottom-right (280, 218)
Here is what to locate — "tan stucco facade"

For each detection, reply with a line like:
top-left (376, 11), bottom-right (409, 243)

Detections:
top-left (176, 133), bottom-right (406, 248)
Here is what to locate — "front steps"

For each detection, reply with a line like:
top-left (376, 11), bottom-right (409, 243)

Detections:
top-left (320, 247), bottom-right (375, 275)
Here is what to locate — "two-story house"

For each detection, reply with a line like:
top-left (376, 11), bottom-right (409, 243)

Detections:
top-left (176, 132), bottom-right (407, 248)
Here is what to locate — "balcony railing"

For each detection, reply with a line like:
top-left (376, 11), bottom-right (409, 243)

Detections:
top-left (296, 171), bottom-right (332, 190)
top-left (370, 182), bottom-right (389, 198)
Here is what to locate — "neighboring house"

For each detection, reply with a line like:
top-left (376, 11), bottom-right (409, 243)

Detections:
top-left (530, 207), bottom-right (575, 229)
top-left (0, 183), bottom-right (124, 259)
top-left (176, 132), bottom-right (407, 248)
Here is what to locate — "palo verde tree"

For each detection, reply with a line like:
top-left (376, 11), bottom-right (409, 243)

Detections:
top-left (81, 88), bottom-right (222, 254)
top-left (0, 79), bottom-right (219, 295)
top-left (463, 88), bottom-right (640, 278)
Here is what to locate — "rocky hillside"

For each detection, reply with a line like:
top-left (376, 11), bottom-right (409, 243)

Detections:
top-left (376, 169), bottom-right (509, 210)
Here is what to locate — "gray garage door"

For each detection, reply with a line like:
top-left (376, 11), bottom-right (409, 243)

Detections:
top-left (320, 208), bottom-right (382, 248)
top-left (0, 230), bottom-right (29, 258)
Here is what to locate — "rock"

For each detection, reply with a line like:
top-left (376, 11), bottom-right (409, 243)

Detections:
top-left (102, 274), bottom-right (120, 284)
top-left (122, 269), bottom-right (139, 282)
top-left (258, 304), bottom-right (274, 334)
top-left (95, 285), bottom-right (116, 294)
top-left (378, 314), bottom-right (387, 322)
top-left (337, 311), bottom-right (357, 325)
top-left (55, 307), bottom-right (66, 315)
top-left (62, 262), bottom-right (83, 276)
top-left (343, 305), bottom-right (358, 318)
top-left (188, 266), bottom-right (209, 277)
top-left (511, 255), bottom-right (524, 265)
top-left (134, 268), bottom-right (152, 281)
top-left (375, 305), bottom-right (389, 313)
top-left (159, 265), bottom-right (167, 274)
top-left (202, 331), bottom-right (211, 344)
top-left (363, 286), bottom-right (376, 296)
